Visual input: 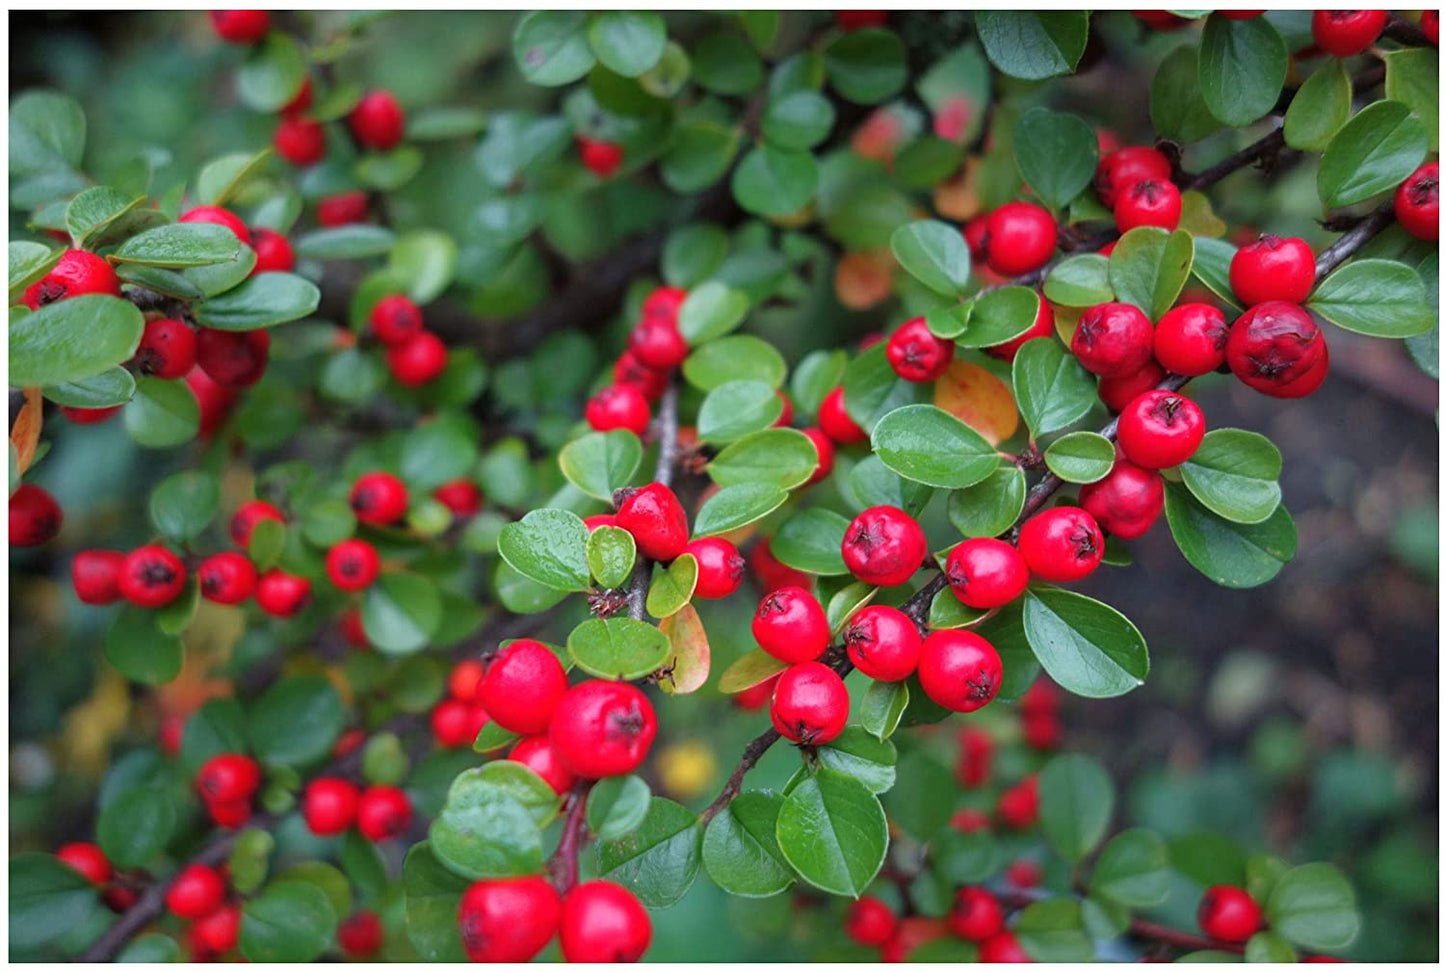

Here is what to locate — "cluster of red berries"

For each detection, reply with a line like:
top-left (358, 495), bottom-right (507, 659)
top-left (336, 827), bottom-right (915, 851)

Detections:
top-left (844, 887), bottom-right (1031, 962)
top-left (195, 752), bottom-right (263, 828)
top-left (365, 293), bottom-right (450, 386)
top-left (457, 876), bottom-right (651, 962)
top-left (585, 286), bottom-right (691, 437)
top-left (1097, 144), bottom-right (1181, 233)
top-left (55, 841), bottom-right (140, 915)
top-left (301, 775), bottom-right (415, 842)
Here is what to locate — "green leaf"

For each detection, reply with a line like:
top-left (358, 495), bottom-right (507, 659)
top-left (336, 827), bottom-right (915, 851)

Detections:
top-left (10, 89), bottom-right (85, 176)
top-left (762, 90), bottom-right (836, 151)
top-left (430, 772), bottom-right (545, 880)
top-left (859, 680), bottom-right (909, 740)
top-left (1164, 482), bottom-right (1297, 589)
top-left (586, 775), bottom-right (652, 841)
top-left (196, 149), bottom-right (274, 207)
top-left (498, 508), bottom-right (591, 592)
top-left (947, 465), bottom-right (1027, 538)
top-left (698, 379), bottom-right (783, 443)
top-left (1307, 259), bottom-right (1437, 338)
top-left (559, 430), bottom-right (642, 502)
top-left (693, 482), bottom-right (788, 537)
top-left (192, 272), bottom-right (321, 330)
top-left (847, 455), bottom-right (934, 518)
top-left (293, 225), bottom-right (396, 260)
top-left (402, 843), bottom-right (470, 962)
top-left (567, 617), bottom-right (671, 679)
top-left (683, 334), bottom-right (786, 391)
top-left (1265, 863), bottom-right (1360, 951)
top-left (928, 588), bottom-right (989, 632)
top-left (662, 224), bottom-right (728, 289)
top-left (974, 11), bottom-right (1089, 80)
top-left (358, 144), bottom-right (425, 191)
top-left (513, 10), bottom-right (595, 85)
top-left (1013, 107), bottom-right (1098, 209)
top-left (771, 508), bottom-right (851, 576)
top-left (390, 229), bottom-right (458, 303)
top-left (236, 33), bottom-right (306, 112)
top-left (1015, 898), bottom-right (1093, 962)
top-left (117, 934), bottom-right (181, 963)
top-left (180, 698), bottom-right (248, 776)
top-left (65, 186), bottom-right (144, 248)
top-left (8, 240), bottom-right (59, 303)
top-left (692, 30), bottom-right (763, 95)
top-left (815, 727), bottom-right (897, 795)
top-left (1190, 236), bottom-right (1240, 309)
top-left (454, 762), bottom-right (561, 827)
top-left (1198, 14), bottom-right (1287, 126)
top-left (842, 343), bottom-right (925, 434)
top-left (587, 525), bottom-right (637, 589)
top-left (1038, 753), bottom-right (1115, 861)
top-left (1284, 59), bottom-right (1351, 152)
top-left (775, 767), bottom-right (888, 898)
top-left (1012, 338), bottom-right (1095, 439)
top-left (407, 106), bottom-right (487, 141)
top-left (1245, 931), bottom-right (1298, 963)
top-left (883, 750), bottom-right (954, 839)
top-left (677, 280), bottom-right (750, 344)
top-left (702, 791), bottom-right (794, 897)
top-left (871, 403), bottom-right (999, 489)
top-left (150, 470), bottom-right (220, 543)
top-left (597, 797), bottom-right (703, 907)
top-left (1023, 587), bottom-right (1149, 699)
top-left (708, 427), bottom-right (819, 490)
top-left (717, 649), bottom-right (788, 694)
top-left (1108, 227), bottom-right (1194, 321)
top-left (185, 245), bottom-right (257, 298)
top-left (953, 287), bottom-right (1042, 349)
top-left (646, 554), bottom-right (698, 618)
top-left (10, 294), bottom-right (144, 388)
top-left (824, 27), bottom-right (907, 103)
top-left (1044, 431), bottom-right (1115, 484)
top-left (1179, 429), bottom-right (1282, 525)
top-left (240, 881), bottom-right (338, 963)
top-left (891, 220), bottom-right (970, 297)
top-left (124, 376), bottom-right (199, 449)
top-left (97, 786), bottom-right (178, 868)
top-left (1090, 829), bottom-right (1172, 907)
top-left (113, 223), bottom-right (240, 267)
top-left (1150, 44), bottom-right (1223, 144)
top-left (361, 572), bottom-right (444, 655)
top-left (1317, 100), bottom-right (1429, 209)
top-left (249, 677), bottom-right (343, 768)
top-left (476, 112), bottom-right (571, 187)
top-left (588, 10), bottom-right (666, 77)
top-left (43, 366), bottom-right (136, 409)
top-left (9, 853), bottom-right (99, 951)
top-left (1384, 48), bottom-right (1439, 151)
top-left (105, 606), bottom-right (182, 684)
top-left (732, 145), bottom-right (818, 218)
top-left (661, 121), bottom-right (741, 194)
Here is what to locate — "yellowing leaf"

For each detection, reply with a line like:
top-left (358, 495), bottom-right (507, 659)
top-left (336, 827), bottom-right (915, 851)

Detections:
top-left (1179, 190), bottom-right (1227, 238)
top-left (658, 602), bottom-right (710, 694)
top-left (933, 359), bottom-right (1019, 446)
top-left (834, 250), bottom-right (894, 310)
top-left (10, 388), bottom-right (42, 476)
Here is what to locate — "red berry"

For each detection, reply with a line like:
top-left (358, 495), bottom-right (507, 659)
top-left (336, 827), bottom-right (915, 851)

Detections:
top-left (132, 317), bottom-right (197, 379)
top-left (880, 917), bottom-right (949, 963)
top-left (190, 905), bottom-right (242, 955)
top-left (1022, 712), bottom-right (1062, 749)
top-left (642, 285), bottom-right (687, 322)
top-left (549, 680), bottom-right (658, 779)
top-left (326, 538), bottom-right (380, 592)
top-left (586, 384), bottom-right (651, 436)
top-left (350, 90), bottom-right (406, 150)
top-left (251, 228), bottom-right (295, 273)
top-left (837, 10), bottom-right (888, 30)
top-left (195, 327), bottom-right (270, 388)
top-left (964, 217), bottom-right (990, 264)
top-left (179, 205), bottom-right (252, 247)
top-left (1197, 885), bottom-right (1263, 943)
top-left (732, 672), bottom-right (780, 711)
top-left (886, 317), bottom-right (955, 383)
top-left (1114, 178), bottom-right (1181, 232)
top-left (198, 551), bottom-right (258, 605)
top-left (209, 10), bottom-right (269, 44)
top-left (1225, 301), bottom-right (1329, 398)
top-left (207, 796), bottom-right (253, 828)
top-left (509, 734), bottom-right (577, 795)
top-left (479, 639), bottom-right (570, 735)
top-left (752, 586), bottom-right (830, 663)
top-left (799, 427), bottom-right (836, 488)
top-left (1423, 10), bottom-right (1440, 44)
top-left (613, 350), bottom-right (669, 402)
top-left (949, 887), bottom-right (1005, 942)
top-left (1096, 145), bottom-right (1172, 209)
top-left (22, 249), bottom-right (121, 310)
top-left (956, 726), bottom-right (992, 788)
top-left (333, 727), bottom-right (366, 757)
top-left (431, 698), bottom-right (485, 748)
top-left (1117, 389), bottom-right (1206, 469)
top-left (196, 753), bottom-right (261, 803)
top-left (841, 505), bottom-right (927, 587)
top-left (1311, 9), bottom-right (1387, 56)
top-left (274, 116), bottom-right (326, 166)
top-left (356, 785), bottom-right (412, 841)
top-left (57, 842), bottom-right (112, 885)
top-left (628, 315), bottom-right (689, 370)
top-left (1098, 359), bottom-right (1166, 414)
top-left (1019, 677), bottom-right (1060, 718)
top-left (845, 897), bottom-right (897, 947)
top-left (255, 569), bottom-right (312, 618)
top-left (749, 537), bottom-right (814, 593)
top-left (230, 499), bottom-right (284, 547)
top-left (945, 537), bottom-right (1030, 609)
top-left (773, 390), bottom-right (795, 428)
top-left (1071, 302), bottom-right (1154, 378)
top-left (1395, 162), bottom-right (1439, 240)
top-left (350, 471), bottom-right (409, 526)
top-left (843, 604), bottom-right (921, 682)
top-left (769, 661), bottom-right (849, 745)
top-left (458, 876), bottom-right (562, 963)
top-left (951, 808), bottom-right (991, 833)
top-left (434, 479), bottom-right (482, 517)
top-left (1017, 507), bottom-right (1104, 583)
top-left (369, 294), bottom-right (423, 345)
top-left (584, 513), bottom-right (618, 532)
top-left (918, 630), bottom-right (1002, 712)
top-left (186, 366), bottom-right (238, 436)
top-left (387, 330), bottom-right (448, 386)
top-left (985, 202), bottom-right (1057, 275)
top-left (59, 404), bottom-right (120, 424)
top-left (817, 386), bottom-right (868, 445)
top-left (165, 864), bottom-right (226, 920)
top-left (997, 774), bottom-right (1040, 829)
top-left (1229, 234), bottom-right (1315, 306)
top-left (685, 537), bottom-right (745, 599)
top-left (985, 296), bottom-right (1054, 362)
top-left (280, 77), bottom-right (313, 117)
top-left (615, 482), bottom-right (689, 562)
top-left (10, 483), bottom-right (63, 548)
top-left (302, 777), bottom-right (361, 836)
top-left (318, 190), bottom-right (369, 226)
top-left (578, 136), bottom-right (624, 178)
top-left (72, 549), bottom-right (126, 605)
top-left (118, 545), bottom-right (187, 608)
top-left (337, 910), bottom-right (384, 958)
top-left (1154, 303), bottom-right (1228, 376)
top-left (449, 659), bottom-right (485, 702)
top-left (1080, 459), bottom-right (1165, 540)
top-left (978, 929), bottom-right (1033, 963)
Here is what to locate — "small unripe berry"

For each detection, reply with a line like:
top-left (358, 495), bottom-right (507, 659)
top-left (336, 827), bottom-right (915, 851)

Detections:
top-left (209, 10), bottom-right (269, 44)
top-left (255, 569), bottom-right (312, 618)
top-left (1225, 301), bottom-right (1329, 398)
top-left (817, 386), bottom-right (867, 445)
top-left (578, 136), bottom-right (624, 178)
top-left (985, 295), bottom-right (1054, 362)
top-left (1072, 302), bottom-right (1154, 378)
top-left (918, 630), bottom-right (1002, 712)
top-left (1079, 459), bottom-right (1165, 540)
top-left (302, 777), bottom-right (361, 836)
top-left (387, 330), bottom-right (448, 386)
top-left (230, 499), bottom-right (284, 547)
top-left (1114, 178), bottom-right (1181, 232)
top-left (886, 317), bottom-right (954, 383)
top-left (337, 910), bottom-right (384, 958)
top-left (752, 586), bottom-right (830, 663)
top-left (198, 551), bottom-right (258, 605)
top-left (842, 604), bottom-right (922, 682)
top-left (549, 680), bottom-right (658, 779)
top-left (72, 550), bottom-right (126, 605)
top-left (196, 753), bottom-right (261, 804)
top-left (356, 785), bottom-right (413, 841)
top-left (326, 538), bottom-right (381, 592)
top-left (132, 318), bottom-right (197, 380)
top-left (251, 228), bottom-right (295, 273)
top-left (949, 887), bottom-right (1005, 941)
top-left (318, 190), bottom-right (369, 226)
top-left (1154, 303), bottom-right (1228, 376)
top-left (179, 205), bottom-right (252, 247)
top-left (508, 734), bottom-right (577, 795)
top-left (845, 896), bottom-right (897, 947)
top-left (457, 876), bottom-right (562, 963)
top-left (1197, 885), bottom-right (1263, 943)
top-left (165, 864), bottom-right (227, 920)
top-left (585, 384), bottom-right (651, 436)
top-left (1116, 389), bottom-right (1206, 469)
top-left (369, 294), bottom-right (423, 345)
top-left (615, 482), bottom-right (689, 562)
top-left (349, 90), bottom-right (406, 151)
top-left (1395, 162), bottom-right (1439, 240)
top-left (996, 774), bottom-right (1040, 829)
top-left (350, 471), bottom-right (409, 526)
top-left (770, 661), bottom-right (849, 745)
top-left (628, 315), bottom-right (689, 370)
top-left (685, 537), bottom-right (745, 599)
top-left (22, 249), bottom-right (120, 310)
top-left (10, 483), bottom-right (63, 548)
top-left (1017, 507), bottom-right (1104, 583)
top-left (842, 505), bottom-right (927, 587)
top-left (1311, 9), bottom-right (1387, 56)
top-left (985, 201), bottom-right (1057, 276)
top-left (479, 639), bottom-right (570, 736)
top-left (945, 538), bottom-right (1029, 609)
top-left (1229, 235), bottom-right (1315, 306)
top-left (118, 545), bottom-right (187, 608)
top-left (274, 116), bottom-right (326, 166)
top-left (195, 327), bottom-right (270, 388)
top-left (57, 842), bottom-right (112, 885)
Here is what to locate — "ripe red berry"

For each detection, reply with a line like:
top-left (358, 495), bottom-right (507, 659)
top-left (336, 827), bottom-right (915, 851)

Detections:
top-left (479, 639), bottom-right (570, 735)
top-left (964, 217), bottom-right (990, 264)
top-left (817, 386), bottom-right (868, 445)
top-left (549, 680), bottom-right (658, 779)
top-left (350, 90), bottom-right (406, 151)
top-left (801, 427), bottom-right (836, 487)
top-left (843, 605), bottom-right (922, 682)
top-left (196, 753), bottom-right (261, 804)
top-left (1096, 145), bottom-right (1172, 209)
top-left (732, 672), bottom-right (780, 711)
top-left (10, 483), bottom-right (63, 548)
top-left (59, 404), bottom-right (121, 424)
top-left (369, 294), bottom-right (423, 345)
top-left (752, 586), bottom-right (830, 663)
top-left (586, 384), bottom-right (651, 436)
top-left (613, 350), bottom-right (669, 402)
top-left (280, 77), bottom-right (313, 117)
top-left (251, 228), bottom-right (295, 273)
top-left (1114, 177), bottom-right (1181, 232)
top-left (356, 785), bottom-right (413, 842)
top-left (255, 569), bottom-right (312, 618)
top-left (584, 513), bottom-right (617, 532)
top-left (198, 551), bottom-right (258, 605)
top-left (1117, 389), bottom-right (1206, 469)
top-left (1229, 234), bottom-right (1316, 306)
top-left (1080, 459), bottom-right (1165, 540)
top-left (72, 549), bottom-right (126, 605)
top-left (979, 930), bottom-right (1032, 962)
top-left (207, 796), bottom-right (253, 828)
top-left (337, 910), bottom-right (384, 958)
top-left (880, 917), bottom-right (950, 963)
top-left (918, 630), bottom-right (1003, 712)
top-left (132, 317), bottom-right (197, 380)
top-left (431, 698), bottom-right (487, 748)
top-left (628, 317), bottom-right (688, 372)
top-left (842, 505), bottom-right (927, 587)
top-left (985, 295), bottom-right (1054, 362)
top-left (1023, 712), bottom-right (1062, 749)
top-left (945, 537), bottom-right (1030, 609)
top-left (578, 136), bottom-right (624, 178)
top-left (1098, 359), bottom-right (1164, 414)
top-left (1197, 885), bottom-right (1264, 943)
top-left (770, 661), bottom-right (849, 745)
top-left (836, 10), bottom-right (888, 30)
top-left (458, 876), bottom-right (562, 963)
top-left (1071, 302), bottom-right (1154, 378)
top-left (434, 480), bottom-right (482, 517)
top-left (749, 537), bottom-right (814, 593)
top-left (230, 499), bottom-right (284, 547)
top-left (274, 116), bottom-right (326, 166)
top-left (448, 659), bottom-right (485, 702)
top-left (118, 545), bottom-right (187, 608)
top-left (302, 777), bottom-right (361, 836)
top-left (985, 202), bottom-right (1057, 276)
top-left (387, 330), bottom-right (448, 386)
top-left (951, 807), bottom-right (991, 833)
top-left (186, 366), bottom-right (238, 436)
top-left (326, 538), bottom-right (380, 592)
top-left (1311, 9), bottom-right (1387, 56)
top-left (1226, 301), bottom-right (1329, 398)
top-left (190, 904), bottom-right (242, 955)
top-left (57, 842), bottom-right (112, 884)
top-left (165, 864), bottom-right (227, 920)
top-left (1017, 507), bottom-right (1104, 583)
top-left (196, 327), bottom-right (270, 388)
top-left (1423, 9), bottom-right (1440, 44)
top-left (685, 537), bottom-right (744, 599)
top-left (350, 471), bottom-right (409, 526)
top-left (949, 887), bottom-right (1005, 942)
top-left (1153, 303), bottom-right (1228, 376)
top-left (996, 774), bottom-right (1040, 829)
top-left (886, 317), bottom-right (955, 383)
top-left (179, 205), bottom-right (252, 247)
top-left (641, 285), bottom-right (687, 322)
top-left (845, 897), bottom-right (898, 947)
top-left (956, 726), bottom-right (992, 788)
top-left (22, 249), bottom-right (121, 310)
top-left (318, 190), bottom-right (369, 226)
top-left (509, 734), bottom-right (577, 795)
top-left (615, 482), bottom-right (689, 562)
top-left (1395, 162), bottom-right (1439, 240)
top-left (209, 10), bottom-right (269, 44)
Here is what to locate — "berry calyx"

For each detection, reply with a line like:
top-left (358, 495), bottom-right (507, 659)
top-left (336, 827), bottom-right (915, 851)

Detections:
top-left (845, 896), bottom-right (898, 947)
top-left (255, 569), bottom-right (312, 618)
top-left (886, 317), bottom-right (955, 383)
top-left (326, 538), bottom-right (381, 592)
top-left (230, 499), bottom-right (284, 547)
top-left (302, 777), bottom-right (361, 836)
top-left (1395, 162), bottom-right (1439, 241)
top-left (132, 317), bottom-right (196, 379)
top-left (57, 842), bottom-right (112, 884)
top-left (549, 680), bottom-right (658, 779)
top-left (1197, 885), bottom-right (1264, 943)
top-left (843, 604), bottom-right (922, 682)
top-left (179, 205), bottom-right (252, 246)
top-left (356, 785), bottom-right (413, 841)
top-left (480, 639), bottom-right (570, 735)
top-left (1114, 177), bottom-right (1181, 232)
top-left (196, 753), bottom-right (261, 803)
top-left (71, 549), bottom-right (126, 605)
top-left (274, 116), bottom-right (326, 166)
top-left (615, 482), bottom-right (689, 562)
top-left (752, 586), bottom-right (830, 663)
top-left (817, 386), bottom-right (868, 445)
top-left (1153, 303), bottom-right (1228, 376)
top-left (457, 876), bottom-right (562, 963)
top-left (1079, 459), bottom-right (1166, 540)
top-left (559, 880), bottom-right (653, 962)
top-left (1116, 389), bottom-right (1206, 469)
top-left (165, 864), bottom-right (227, 920)
top-left (22, 249), bottom-right (120, 309)
top-left (685, 537), bottom-right (745, 599)
top-left (1071, 302), bottom-right (1154, 378)
top-left (209, 10), bottom-right (269, 44)
top-left (842, 505), bottom-right (927, 587)
top-left (918, 630), bottom-right (1003, 712)
top-left (10, 483), bottom-right (63, 548)
top-left (195, 327), bottom-right (270, 388)
top-left (769, 661), bottom-right (849, 745)
top-left (251, 228), bottom-right (295, 273)
top-left (350, 471), bottom-right (409, 526)
top-left (198, 551), bottom-right (258, 605)
top-left (1225, 301), bottom-right (1329, 398)
top-left (585, 384), bottom-right (651, 437)
top-left (337, 910), bottom-right (384, 958)
top-left (949, 887), bottom-right (1005, 941)
top-left (1229, 235), bottom-right (1316, 306)
top-left (508, 735), bottom-right (577, 795)
top-left (985, 295), bottom-right (1054, 362)
top-left (945, 537), bottom-right (1030, 609)
top-left (985, 201), bottom-right (1057, 275)
top-left (349, 90), bottom-right (406, 151)
top-left (628, 315), bottom-right (689, 370)
top-left (1311, 9), bottom-right (1387, 56)
top-left (369, 294), bottom-right (424, 345)
top-left (118, 545), bottom-right (187, 608)
top-left (1017, 507), bottom-right (1104, 583)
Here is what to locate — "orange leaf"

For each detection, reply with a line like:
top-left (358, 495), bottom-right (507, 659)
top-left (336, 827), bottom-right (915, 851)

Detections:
top-left (9, 387), bottom-right (42, 477)
top-left (657, 602), bottom-right (710, 695)
top-left (934, 359), bottom-right (1019, 447)
top-left (835, 250), bottom-right (894, 310)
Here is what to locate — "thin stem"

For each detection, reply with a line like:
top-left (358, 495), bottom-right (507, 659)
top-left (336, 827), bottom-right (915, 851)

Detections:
top-left (699, 728), bottom-right (781, 823)
top-left (1314, 205), bottom-right (1395, 278)
top-left (547, 781), bottom-right (593, 895)
top-left (626, 383), bottom-right (680, 621)
top-left (993, 888), bottom-right (1243, 956)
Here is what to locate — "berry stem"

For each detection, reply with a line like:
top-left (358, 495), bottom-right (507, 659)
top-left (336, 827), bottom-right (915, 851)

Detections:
top-left (547, 780), bottom-right (594, 895)
top-left (626, 382), bottom-right (680, 621)
top-left (699, 727), bottom-right (782, 824)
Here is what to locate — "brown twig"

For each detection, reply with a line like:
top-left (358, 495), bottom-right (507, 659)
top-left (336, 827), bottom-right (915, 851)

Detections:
top-left (1314, 205), bottom-right (1395, 277)
top-left (699, 728), bottom-right (782, 824)
top-left (546, 781), bottom-right (594, 895)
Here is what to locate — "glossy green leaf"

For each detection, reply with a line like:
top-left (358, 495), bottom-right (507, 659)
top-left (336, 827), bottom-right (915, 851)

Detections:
top-left (1284, 59), bottom-right (1351, 152)
top-left (401, 843), bottom-right (470, 963)
top-left (1038, 753), bottom-right (1115, 861)
top-left (1022, 587), bottom-right (1149, 699)
top-left (1317, 100), bottom-right (1429, 209)
top-left (697, 379), bottom-right (784, 443)
top-left (824, 27), bottom-right (907, 103)
top-left (1108, 227), bottom-right (1194, 321)
top-left (708, 427), bottom-right (819, 490)
top-left (588, 11), bottom-right (666, 77)
top-left (513, 11), bottom-right (595, 85)
top-left (946, 464), bottom-right (1027, 538)
top-left (677, 280), bottom-right (750, 344)
top-left (567, 617), bottom-right (671, 679)
top-left (1179, 429), bottom-right (1282, 524)
top-left (597, 797), bottom-right (703, 907)
top-left (43, 366), bottom-right (136, 409)
top-left (1012, 338), bottom-right (1096, 438)
top-left (762, 90), bottom-right (835, 151)
top-left (890, 220), bottom-right (970, 297)
top-left (362, 572), bottom-right (444, 655)
top-left (124, 377), bottom-right (200, 448)
top-left (10, 294), bottom-right (144, 388)
top-left (236, 33), bottom-right (306, 112)
top-left (815, 728), bottom-right (897, 795)
top-left (692, 482), bottom-right (789, 537)
top-left (1198, 14), bottom-right (1287, 126)
top-left (149, 470), bottom-right (220, 543)
top-left (1384, 48), bottom-right (1439, 151)
top-left (192, 272), bottom-right (321, 330)
top-left (1164, 482), bottom-right (1297, 589)
top-left (1044, 432), bottom-right (1116, 484)
top-left (1307, 259), bottom-right (1436, 338)
top-left (646, 554), bottom-right (698, 618)
top-left (870, 404), bottom-right (999, 489)
top-left (702, 791), bottom-right (794, 898)
top-left (1265, 863), bottom-right (1361, 951)
top-left (1013, 107), bottom-right (1098, 209)
top-left (775, 767), bottom-right (888, 898)
top-left (1090, 829), bottom-right (1172, 907)
top-left (1150, 44), bottom-right (1222, 144)
top-left (771, 508), bottom-right (850, 576)
top-left (732, 144), bottom-right (818, 217)
top-left (97, 786), bottom-right (178, 868)
top-left (975, 11), bottom-right (1089, 80)
top-left (430, 773), bottom-right (545, 880)
top-left (859, 680), bottom-right (909, 740)
top-left (683, 334), bottom-right (786, 391)
top-left (105, 606), bottom-right (183, 685)
top-left (498, 508), bottom-right (591, 592)
top-left (586, 775), bottom-right (652, 841)
top-left (249, 677), bottom-right (344, 768)
top-left (587, 525), bottom-right (637, 589)
top-left (559, 430), bottom-right (643, 502)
